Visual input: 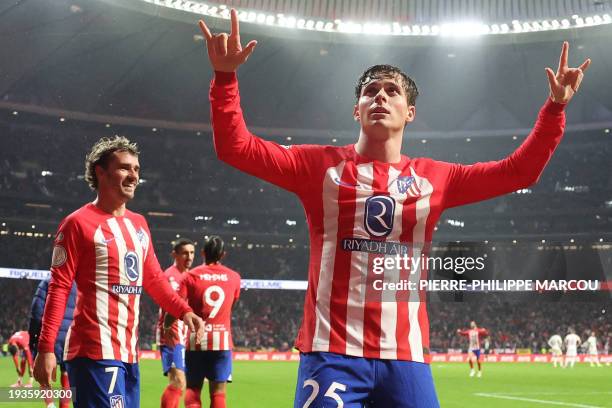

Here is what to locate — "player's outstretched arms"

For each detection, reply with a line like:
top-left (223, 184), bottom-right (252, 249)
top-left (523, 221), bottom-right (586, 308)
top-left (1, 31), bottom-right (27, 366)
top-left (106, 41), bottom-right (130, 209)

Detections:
top-left (33, 352), bottom-right (56, 388)
top-left (199, 9), bottom-right (257, 72)
top-left (444, 42), bottom-right (591, 208)
top-left (545, 42), bottom-right (590, 104)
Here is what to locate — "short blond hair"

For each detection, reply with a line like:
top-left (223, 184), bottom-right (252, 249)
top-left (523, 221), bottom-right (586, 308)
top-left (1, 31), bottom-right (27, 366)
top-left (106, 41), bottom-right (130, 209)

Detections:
top-left (84, 136), bottom-right (139, 190)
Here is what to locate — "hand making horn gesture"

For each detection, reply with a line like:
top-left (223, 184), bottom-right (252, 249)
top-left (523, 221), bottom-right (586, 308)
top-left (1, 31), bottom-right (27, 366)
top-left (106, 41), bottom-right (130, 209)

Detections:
top-left (198, 9), bottom-right (257, 72)
top-left (546, 41), bottom-right (591, 104)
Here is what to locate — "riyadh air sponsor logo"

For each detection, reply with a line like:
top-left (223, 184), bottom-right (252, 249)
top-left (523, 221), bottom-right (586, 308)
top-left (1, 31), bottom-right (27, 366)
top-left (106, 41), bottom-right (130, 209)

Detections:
top-left (364, 195), bottom-right (395, 237)
top-left (124, 252), bottom-right (140, 282)
top-left (396, 175), bottom-right (421, 197)
top-left (112, 284), bottom-right (143, 295)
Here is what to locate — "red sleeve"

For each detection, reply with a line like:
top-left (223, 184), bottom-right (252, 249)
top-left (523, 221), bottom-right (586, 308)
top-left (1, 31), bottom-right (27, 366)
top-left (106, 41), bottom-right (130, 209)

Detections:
top-left (444, 99), bottom-right (566, 208)
top-left (480, 328), bottom-right (489, 337)
top-left (38, 217), bottom-right (80, 353)
top-left (142, 224), bottom-right (192, 319)
top-left (210, 71), bottom-right (320, 194)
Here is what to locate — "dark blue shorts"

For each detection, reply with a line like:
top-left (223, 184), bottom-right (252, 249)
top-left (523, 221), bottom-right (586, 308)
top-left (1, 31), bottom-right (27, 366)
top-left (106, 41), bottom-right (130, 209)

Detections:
top-left (161, 345), bottom-right (185, 375)
top-left (65, 358), bottom-right (139, 408)
top-left (294, 352), bottom-right (439, 408)
top-left (471, 349), bottom-right (481, 360)
top-left (185, 350), bottom-right (232, 388)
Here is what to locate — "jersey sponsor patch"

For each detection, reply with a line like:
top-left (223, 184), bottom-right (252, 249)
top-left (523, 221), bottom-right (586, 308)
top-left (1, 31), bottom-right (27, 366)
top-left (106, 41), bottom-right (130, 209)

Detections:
top-left (51, 245), bottom-right (67, 267)
top-left (364, 195), bottom-right (395, 237)
top-left (124, 252), bottom-right (140, 282)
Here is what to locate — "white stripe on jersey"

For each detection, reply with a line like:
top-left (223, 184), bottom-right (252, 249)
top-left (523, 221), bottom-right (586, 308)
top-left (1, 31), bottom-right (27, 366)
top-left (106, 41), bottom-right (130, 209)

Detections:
top-left (94, 226), bottom-right (114, 360)
top-left (345, 162), bottom-right (374, 356)
top-left (408, 168), bottom-right (433, 362)
top-left (213, 332), bottom-right (221, 350)
top-left (123, 218), bottom-right (144, 360)
top-left (312, 161), bottom-right (345, 351)
top-left (223, 331), bottom-right (229, 350)
top-left (378, 166), bottom-right (403, 360)
top-left (107, 218), bottom-right (130, 362)
top-left (189, 332), bottom-right (196, 350)
top-left (201, 332), bottom-right (208, 351)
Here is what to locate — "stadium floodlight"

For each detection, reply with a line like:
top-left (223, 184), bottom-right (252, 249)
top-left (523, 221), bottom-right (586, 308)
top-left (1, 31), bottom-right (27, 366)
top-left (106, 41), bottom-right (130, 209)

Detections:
top-left (139, 0), bottom-right (612, 36)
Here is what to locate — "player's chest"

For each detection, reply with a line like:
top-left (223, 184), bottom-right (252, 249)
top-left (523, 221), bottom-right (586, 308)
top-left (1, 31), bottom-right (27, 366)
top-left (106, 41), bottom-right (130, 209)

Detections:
top-left (86, 218), bottom-right (149, 285)
top-left (320, 162), bottom-right (438, 238)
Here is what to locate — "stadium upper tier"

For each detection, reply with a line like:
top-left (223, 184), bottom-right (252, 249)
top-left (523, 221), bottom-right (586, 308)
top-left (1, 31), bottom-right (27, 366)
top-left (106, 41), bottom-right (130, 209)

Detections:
top-left (0, 109), bottom-right (610, 244)
top-left (0, 0), bottom-right (611, 131)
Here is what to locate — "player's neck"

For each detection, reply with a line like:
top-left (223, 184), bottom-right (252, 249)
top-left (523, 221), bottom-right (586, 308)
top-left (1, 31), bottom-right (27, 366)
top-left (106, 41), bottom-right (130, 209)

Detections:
top-left (354, 131), bottom-right (402, 163)
top-left (93, 195), bottom-right (127, 217)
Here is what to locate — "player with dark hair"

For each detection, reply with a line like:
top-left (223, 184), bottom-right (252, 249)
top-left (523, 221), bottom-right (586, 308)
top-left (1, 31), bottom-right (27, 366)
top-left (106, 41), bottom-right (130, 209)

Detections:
top-left (29, 277), bottom-right (77, 408)
top-left (157, 238), bottom-right (196, 408)
top-left (198, 10), bottom-right (590, 407)
top-left (166, 235), bottom-right (241, 408)
top-left (457, 321), bottom-right (488, 377)
top-left (8, 331), bottom-right (34, 388)
top-left (33, 136), bottom-right (204, 408)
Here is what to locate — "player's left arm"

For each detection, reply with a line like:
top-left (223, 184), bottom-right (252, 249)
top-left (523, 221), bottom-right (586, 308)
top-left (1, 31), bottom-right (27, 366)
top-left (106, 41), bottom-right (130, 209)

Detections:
top-left (444, 42), bottom-right (590, 208)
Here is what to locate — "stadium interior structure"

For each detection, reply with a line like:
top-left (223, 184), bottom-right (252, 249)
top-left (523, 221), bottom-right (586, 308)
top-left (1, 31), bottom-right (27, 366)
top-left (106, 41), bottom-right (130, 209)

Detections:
top-left (1, 0), bottom-right (611, 355)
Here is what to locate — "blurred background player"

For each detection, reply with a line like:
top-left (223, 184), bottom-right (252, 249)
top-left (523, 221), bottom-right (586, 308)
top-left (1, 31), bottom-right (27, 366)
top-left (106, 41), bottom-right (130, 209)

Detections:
top-left (199, 9), bottom-right (590, 407)
top-left (582, 331), bottom-right (602, 367)
top-left (32, 136), bottom-right (203, 408)
top-left (166, 236), bottom-right (241, 408)
top-left (457, 321), bottom-right (488, 377)
top-left (157, 238), bottom-right (195, 408)
top-left (29, 276), bottom-right (77, 408)
top-left (563, 328), bottom-right (581, 368)
top-left (8, 330), bottom-right (34, 387)
top-left (547, 332), bottom-right (564, 368)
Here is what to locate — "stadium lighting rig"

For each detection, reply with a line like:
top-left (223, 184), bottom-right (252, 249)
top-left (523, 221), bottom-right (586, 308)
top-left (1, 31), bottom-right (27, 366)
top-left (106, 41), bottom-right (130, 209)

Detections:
top-left (140, 0), bottom-right (611, 36)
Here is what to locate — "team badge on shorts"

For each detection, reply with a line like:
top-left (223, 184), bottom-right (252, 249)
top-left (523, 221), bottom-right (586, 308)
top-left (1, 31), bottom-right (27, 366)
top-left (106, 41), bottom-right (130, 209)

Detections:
top-left (109, 395), bottom-right (125, 408)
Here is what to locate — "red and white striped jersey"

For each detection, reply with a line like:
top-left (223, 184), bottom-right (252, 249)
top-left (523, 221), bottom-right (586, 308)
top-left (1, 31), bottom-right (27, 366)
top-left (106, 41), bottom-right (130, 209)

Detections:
top-left (156, 265), bottom-right (188, 348)
top-left (180, 264), bottom-right (241, 351)
top-left (210, 71), bottom-right (565, 363)
top-left (38, 203), bottom-right (192, 363)
top-left (8, 331), bottom-right (30, 350)
top-left (458, 328), bottom-right (488, 350)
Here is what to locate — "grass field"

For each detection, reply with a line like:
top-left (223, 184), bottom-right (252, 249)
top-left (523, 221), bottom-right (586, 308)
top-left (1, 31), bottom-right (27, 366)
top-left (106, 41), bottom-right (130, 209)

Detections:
top-left (1, 357), bottom-right (610, 407)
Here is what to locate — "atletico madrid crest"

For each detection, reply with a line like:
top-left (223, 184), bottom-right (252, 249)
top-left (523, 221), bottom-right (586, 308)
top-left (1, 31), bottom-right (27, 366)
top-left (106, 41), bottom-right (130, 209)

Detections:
top-left (110, 395), bottom-right (125, 408)
top-left (397, 176), bottom-right (421, 197)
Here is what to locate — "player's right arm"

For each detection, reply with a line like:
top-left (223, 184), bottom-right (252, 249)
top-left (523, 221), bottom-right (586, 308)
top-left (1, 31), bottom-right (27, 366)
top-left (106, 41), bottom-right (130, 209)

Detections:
top-left (34, 217), bottom-right (81, 387)
top-left (200, 10), bottom-right (320, 194)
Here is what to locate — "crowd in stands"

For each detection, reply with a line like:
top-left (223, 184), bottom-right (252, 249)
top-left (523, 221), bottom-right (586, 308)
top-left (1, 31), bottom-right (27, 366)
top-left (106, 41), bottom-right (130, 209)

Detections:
top-left (1, 277), bottom-right (610, 355)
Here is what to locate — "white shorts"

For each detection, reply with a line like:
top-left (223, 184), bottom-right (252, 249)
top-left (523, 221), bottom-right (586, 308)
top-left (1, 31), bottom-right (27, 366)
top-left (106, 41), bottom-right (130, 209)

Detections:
top-left (551, 348), bottom-right (562, 356)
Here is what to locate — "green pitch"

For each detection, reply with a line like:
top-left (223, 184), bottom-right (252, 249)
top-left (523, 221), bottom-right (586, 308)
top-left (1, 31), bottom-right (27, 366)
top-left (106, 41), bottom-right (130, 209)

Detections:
top-left (1, 357), bottom-right (610, 407)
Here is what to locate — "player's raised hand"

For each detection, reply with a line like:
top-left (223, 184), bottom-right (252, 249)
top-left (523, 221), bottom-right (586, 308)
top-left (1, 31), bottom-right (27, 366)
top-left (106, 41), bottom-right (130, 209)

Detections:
top-left (199, 8), bottom-right (257, 72)
top-left (545, 42), bottom-right (591, 104)
top-left (33, 352), bottom-right (56, 388)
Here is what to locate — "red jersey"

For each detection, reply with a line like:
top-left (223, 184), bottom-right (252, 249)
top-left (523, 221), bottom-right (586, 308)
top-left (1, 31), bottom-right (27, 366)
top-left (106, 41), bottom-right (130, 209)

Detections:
top-left (156, 265), bottom-right (189, 347)
top-left (38, 203), bottom-right (192, 363)
top-left (9, 331), bottom-right (30, 350)
top-left (458, 328), bottom-right (489, 350)
top-left (210, 72), bottom-right (566, 363)
top-left (180, 263), bottom-right (241, 351)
